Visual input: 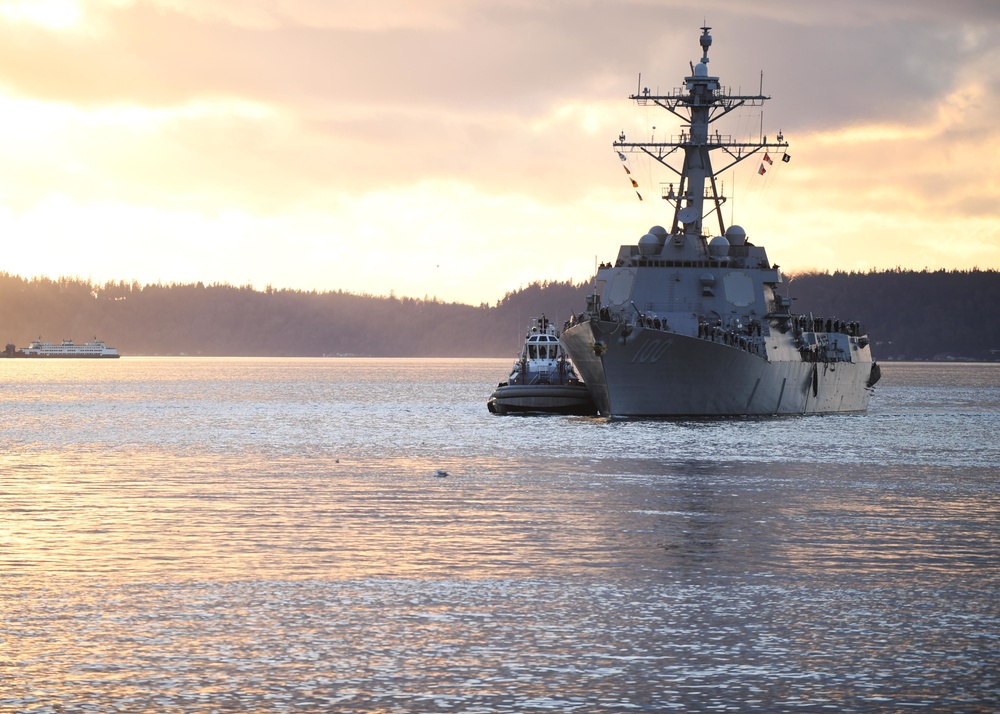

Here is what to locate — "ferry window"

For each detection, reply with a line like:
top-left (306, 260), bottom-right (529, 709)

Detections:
top-left (528, 344), bottom-right (537, 359)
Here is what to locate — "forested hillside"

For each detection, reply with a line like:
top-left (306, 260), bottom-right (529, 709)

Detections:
top-left (785, 269), bottom-right (1000, 361)
top-left (1, 270), bottom-right (997, 359)
top-left (0, 274), bottom-right (586, 358)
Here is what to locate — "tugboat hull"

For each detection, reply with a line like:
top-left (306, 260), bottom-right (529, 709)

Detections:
top-left (487, 384), bottom-right (596, 416)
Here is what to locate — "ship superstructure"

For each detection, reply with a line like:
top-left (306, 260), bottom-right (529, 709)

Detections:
top-left (560, 26), bottom-right (879, 417)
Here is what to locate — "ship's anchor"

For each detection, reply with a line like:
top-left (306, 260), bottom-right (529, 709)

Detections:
top-left (866, 362), bottom-right (882, 388)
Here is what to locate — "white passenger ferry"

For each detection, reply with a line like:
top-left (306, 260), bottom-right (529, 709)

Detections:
top-left (20, 339), bottom-right (121, 358)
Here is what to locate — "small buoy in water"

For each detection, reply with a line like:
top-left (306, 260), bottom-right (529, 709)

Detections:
top-left (434, 469), bottom-right (449, 477)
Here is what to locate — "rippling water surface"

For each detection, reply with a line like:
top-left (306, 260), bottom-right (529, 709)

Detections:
top-left (2, 359), bottom-right (998, 712)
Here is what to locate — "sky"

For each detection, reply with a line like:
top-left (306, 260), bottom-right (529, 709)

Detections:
top-left (1, 0), bottom-right (998, 306)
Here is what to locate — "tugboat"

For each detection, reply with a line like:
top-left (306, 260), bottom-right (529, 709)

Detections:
top-left (560, 26), bottom-right (880, 417)
top-left (488, 316), bottom-right (596, 415)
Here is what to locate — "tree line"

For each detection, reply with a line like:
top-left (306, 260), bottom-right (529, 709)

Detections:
top-left (0, 269), bottom-right (997, 360)
top-left (0, 274), bottom-right (585, 358)
top-left (786, 269), bottom-right (1000, 361)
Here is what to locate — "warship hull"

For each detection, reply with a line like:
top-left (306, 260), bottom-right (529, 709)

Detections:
top-left (562, 321), bottom-right (874, 417)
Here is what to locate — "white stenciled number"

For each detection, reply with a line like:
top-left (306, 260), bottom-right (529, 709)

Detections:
top-left (632, 338), bottom-right (671, 363)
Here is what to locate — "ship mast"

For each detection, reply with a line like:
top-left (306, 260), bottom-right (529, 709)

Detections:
top-left (614, 26), bottom-right (789, 241)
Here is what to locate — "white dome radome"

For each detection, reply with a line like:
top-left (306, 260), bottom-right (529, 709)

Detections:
top-left (639, 233), bottom-right (660, 256)
top-left (725, 225), bottom-right (747, 246)
top-left (709, 235), bottom-right (731, 257)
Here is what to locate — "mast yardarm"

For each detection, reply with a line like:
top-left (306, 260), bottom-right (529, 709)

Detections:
top-left (614, 26), bottom-right (789, 238)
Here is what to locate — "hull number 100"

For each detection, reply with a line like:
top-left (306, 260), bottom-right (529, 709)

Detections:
top-left (632, 338), bottom-right (672, 364)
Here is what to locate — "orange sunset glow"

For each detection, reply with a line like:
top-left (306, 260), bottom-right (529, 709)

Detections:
top-left (1, 0), bottom-right (998, 305)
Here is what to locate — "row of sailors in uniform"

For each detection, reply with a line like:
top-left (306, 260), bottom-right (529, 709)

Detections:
top-left (798, 342), bottom-right (845, 362)
top-left (795, 315), bottom-right (866, 337)
top-left (636, 313), bottom-right (765, 357)
top-left (697, 320), bottom-right (764, 357)
top-left (565, 309), bottom-right (764, 357)
top-left (568, 308), bottom-right (865, 338)
top-left (566, 308), bottom-right (617, 325)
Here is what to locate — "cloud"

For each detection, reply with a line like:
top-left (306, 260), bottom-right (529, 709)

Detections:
top-left (0, 0), bottom-right (998, 303)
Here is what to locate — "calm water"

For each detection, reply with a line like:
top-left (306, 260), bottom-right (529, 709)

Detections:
top-left (1, 359), bottom-right (998, 712)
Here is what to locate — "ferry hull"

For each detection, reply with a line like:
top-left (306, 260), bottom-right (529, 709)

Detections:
top-left (488, 384), bottom-right (597, 416)
top-left (562, 321), bottom-right (873, 417)
top-left (15, 353), bottom-right (120, 359)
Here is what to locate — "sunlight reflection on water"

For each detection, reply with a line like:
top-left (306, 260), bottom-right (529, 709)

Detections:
top-left (1, 359), bottom-right (999, 711)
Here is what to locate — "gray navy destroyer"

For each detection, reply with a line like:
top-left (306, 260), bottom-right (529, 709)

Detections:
top-left (561, 26), bottom-right (880, 417)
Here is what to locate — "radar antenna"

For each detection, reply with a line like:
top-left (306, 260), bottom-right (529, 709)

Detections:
top-left (613, 27), bottom-right (789, 238)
